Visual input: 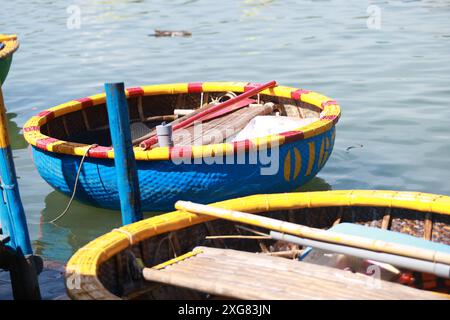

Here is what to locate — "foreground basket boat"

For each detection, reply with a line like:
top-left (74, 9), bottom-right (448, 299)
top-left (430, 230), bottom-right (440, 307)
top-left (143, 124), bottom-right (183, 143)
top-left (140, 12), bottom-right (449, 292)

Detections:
top-left (23, 82), bottom-right (340, 211)
top-left (0, 34), bottom-right (19, 85)
top-left (65, 190), bottom-right (450, 300)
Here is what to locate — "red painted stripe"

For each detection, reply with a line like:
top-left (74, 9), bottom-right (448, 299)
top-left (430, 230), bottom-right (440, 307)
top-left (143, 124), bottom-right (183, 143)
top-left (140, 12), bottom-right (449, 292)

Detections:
top-left (127, 87), bottom-right (144, 97)
top-left (188, 82), bottom-right (203, 93)
top-left (23, 126), bottom-right (40, 132)
top-left (37, 110), bottom-right (55, 121)
top-left (75, 97), bottom-right (94, 108)
top-left (169, 146), bottom-right (193, 160)
top-left (88, 146), bottom-right (112, 158)
top-left (232, 139), bottom-right (254, 152)
top-left (279, 131), bottom-right (304, 143)
top-left (321, 115), bottom-right (340, 124)
top-left (291, 89), bottom-right (311, 100)
top-left (36, 137), bottom-right (58, 149)
top-left (321, 100), bottom-right (338, 108)
top-left (200, 98), bottom-right (256, 122)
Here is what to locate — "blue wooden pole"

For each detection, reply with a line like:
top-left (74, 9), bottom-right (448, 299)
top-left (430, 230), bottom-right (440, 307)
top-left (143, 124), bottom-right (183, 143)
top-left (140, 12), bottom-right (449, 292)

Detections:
top-left (105, 82), bottom-right (143, 225)
top-left (0, 87), bottom-right (32, 255)
top-left (0, 86), bottom-right (41, 299)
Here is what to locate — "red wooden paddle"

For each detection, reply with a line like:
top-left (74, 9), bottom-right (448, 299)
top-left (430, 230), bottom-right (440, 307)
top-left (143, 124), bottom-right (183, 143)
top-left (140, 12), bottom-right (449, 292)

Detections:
top-left (139, 80), bottom-right (277, 149)
top-left (198, 98), bottom-right (256, 122)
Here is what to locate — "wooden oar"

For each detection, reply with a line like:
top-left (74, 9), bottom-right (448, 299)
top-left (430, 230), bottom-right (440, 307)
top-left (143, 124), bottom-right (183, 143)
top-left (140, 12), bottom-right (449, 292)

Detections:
top-left (174, 201), bottom-right (450, 266)
top-left (199, 98), bottom-right (256, 122)
top-left (138, 81), bottom-right (277, 149)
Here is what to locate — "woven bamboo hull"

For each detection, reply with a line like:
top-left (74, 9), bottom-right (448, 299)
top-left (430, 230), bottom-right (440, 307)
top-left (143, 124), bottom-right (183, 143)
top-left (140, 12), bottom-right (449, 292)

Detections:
top-left (31, 127), bottom-right (335, 211)
top-left (65, 190), bottom-right (450, 300)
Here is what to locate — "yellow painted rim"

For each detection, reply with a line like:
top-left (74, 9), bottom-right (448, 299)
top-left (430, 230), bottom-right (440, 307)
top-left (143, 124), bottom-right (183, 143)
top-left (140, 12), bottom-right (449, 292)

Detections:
top-left (0, 34), bottom-right (19, 60)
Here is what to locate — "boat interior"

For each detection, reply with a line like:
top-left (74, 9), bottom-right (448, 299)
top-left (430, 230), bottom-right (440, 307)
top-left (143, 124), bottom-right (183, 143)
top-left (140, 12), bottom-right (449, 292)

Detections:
top-left (40, 92), bottom-right (322, 147)
top-left (94, 205), bottom-right (450, 299)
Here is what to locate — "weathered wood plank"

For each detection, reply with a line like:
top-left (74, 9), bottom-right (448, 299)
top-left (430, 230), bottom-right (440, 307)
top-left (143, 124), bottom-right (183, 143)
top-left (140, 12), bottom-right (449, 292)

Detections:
top-left (143, 246), bottom-right (448, 300)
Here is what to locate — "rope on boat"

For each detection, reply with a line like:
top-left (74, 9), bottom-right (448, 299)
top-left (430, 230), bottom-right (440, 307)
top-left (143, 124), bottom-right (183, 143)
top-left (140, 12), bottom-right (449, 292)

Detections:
top-left (112, 228), bottom-right (136, 245)
top-left (47, 144), bottom-right (98, 224)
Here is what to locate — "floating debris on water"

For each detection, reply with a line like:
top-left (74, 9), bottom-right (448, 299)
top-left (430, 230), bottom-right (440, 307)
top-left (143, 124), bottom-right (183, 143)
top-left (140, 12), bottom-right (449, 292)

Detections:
top-left (152, 29), bottom-right (192, 37)
top-left (346, 144), bottom-right (363, 152)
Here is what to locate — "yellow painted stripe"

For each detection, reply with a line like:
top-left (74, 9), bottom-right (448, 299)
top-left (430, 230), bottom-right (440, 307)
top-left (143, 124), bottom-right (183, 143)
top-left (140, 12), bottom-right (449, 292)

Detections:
top-left (152, 249), bottom-right (203, 270)
top-left (202, 82), bottom-right (246, 93)
top-left (283, 150), bottom-right (291, 182)
top-left (0, 88), bottom-right (10, 148)
top-left (318, 138), bottom-right (325, 169)
top-left (141, 83), bottom-right (189, 95)
top-left (293, 147), bottom-right (302, 180)
top-left (305, 142), bottom-right (316, 176)
top-left (0, 34), bottom-right (17, 42)
top-left (320, 136), bottom-right (331, 167)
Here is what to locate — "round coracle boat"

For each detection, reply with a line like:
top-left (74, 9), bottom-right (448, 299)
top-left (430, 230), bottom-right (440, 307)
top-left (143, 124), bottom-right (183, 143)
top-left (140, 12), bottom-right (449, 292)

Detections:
top-left (24, 82), bottom-right (340, 211)
top-left (0, 34), bottom-right (19, 85)
top-left (65, 190), bottom-right (450, 300)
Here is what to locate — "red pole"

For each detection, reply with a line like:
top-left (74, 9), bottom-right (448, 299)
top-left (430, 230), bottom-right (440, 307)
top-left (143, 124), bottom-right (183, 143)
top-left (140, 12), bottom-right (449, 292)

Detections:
top-left (140, 80), bottom-right (277, 149)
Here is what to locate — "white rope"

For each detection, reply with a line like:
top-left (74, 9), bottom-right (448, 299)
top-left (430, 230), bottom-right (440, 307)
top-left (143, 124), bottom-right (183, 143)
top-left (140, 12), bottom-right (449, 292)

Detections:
top-left (112, 228), bottom-right (136, 245)
top-left (47, 144), bottom-right (98, 224)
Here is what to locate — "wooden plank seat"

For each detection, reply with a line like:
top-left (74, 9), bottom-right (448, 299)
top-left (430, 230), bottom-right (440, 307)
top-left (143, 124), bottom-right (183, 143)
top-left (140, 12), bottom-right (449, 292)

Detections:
top-left (172, 104), bottom-right (274, 146)
top-left (143, 246), bottom-right (448, 300)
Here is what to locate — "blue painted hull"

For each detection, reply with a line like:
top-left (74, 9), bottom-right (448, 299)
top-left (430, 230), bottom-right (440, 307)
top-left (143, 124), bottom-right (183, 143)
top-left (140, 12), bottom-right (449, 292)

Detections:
top-left (32, 127), bottom-right (335, 211)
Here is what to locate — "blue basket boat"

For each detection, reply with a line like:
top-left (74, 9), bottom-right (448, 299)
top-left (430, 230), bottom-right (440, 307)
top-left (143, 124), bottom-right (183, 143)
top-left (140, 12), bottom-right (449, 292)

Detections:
top-left (23, 82), bottom-right (340, 211)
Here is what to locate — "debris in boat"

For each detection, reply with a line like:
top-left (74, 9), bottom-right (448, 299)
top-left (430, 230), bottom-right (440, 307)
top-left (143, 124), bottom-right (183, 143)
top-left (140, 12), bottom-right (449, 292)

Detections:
top-left (270, 240), bottom-right (299, 253)
top-left (301, 248), bottom-right (401, 281)
top-left (264, 249), bottom-right (304, 259)
top-left (231, 115), bottom-right (316, 142)
top-left (345, 144), bottom-right (363, 152)
top-left (152, 29), bottom-right (192, 37)
top-left (174, 108), bottom-right (195, 116)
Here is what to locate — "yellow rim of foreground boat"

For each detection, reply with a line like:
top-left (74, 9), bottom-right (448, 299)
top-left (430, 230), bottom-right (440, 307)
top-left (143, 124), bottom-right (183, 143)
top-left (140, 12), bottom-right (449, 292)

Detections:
top-left (65, 190), bottom-right (450, 300)
top-left (23, 82), bottom-right (341, 161)
top-left (0, 34), bottom-right (19, 60)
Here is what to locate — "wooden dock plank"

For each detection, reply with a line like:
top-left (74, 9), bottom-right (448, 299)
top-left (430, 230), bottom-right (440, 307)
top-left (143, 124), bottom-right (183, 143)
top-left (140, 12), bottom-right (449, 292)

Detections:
top-left (143, 246), bottom-right (448, 300)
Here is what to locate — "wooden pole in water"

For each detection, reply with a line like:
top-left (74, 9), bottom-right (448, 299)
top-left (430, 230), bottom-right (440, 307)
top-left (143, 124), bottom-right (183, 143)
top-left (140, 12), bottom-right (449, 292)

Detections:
top-left (0, 86), bottom-right (41, 299)
top-left (105, 82), bottom-right (143, 225)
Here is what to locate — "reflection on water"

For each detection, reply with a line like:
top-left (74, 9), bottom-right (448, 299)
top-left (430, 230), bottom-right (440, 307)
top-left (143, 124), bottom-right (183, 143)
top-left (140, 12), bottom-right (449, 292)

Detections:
top-left (7, 113), bottom-right (27, 150)
top-left (36, 191), bottom-right (162, 262)
top-left (35, 177), bottom-right (330, 262)
top-left (1, 0), bottom-right (449, 262)
top-left (34, 191), bottom-right (120, 262)
top-left (297, 177), bottom-right (332, 192)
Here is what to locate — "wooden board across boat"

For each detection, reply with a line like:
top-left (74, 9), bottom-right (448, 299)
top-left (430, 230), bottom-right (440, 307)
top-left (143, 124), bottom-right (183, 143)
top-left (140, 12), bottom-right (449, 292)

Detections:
top-left (65, 190), bottom-right (450, 300)
top-left (142, 246), bottom-right (444, 300)
top-left (23, 82), bottom-right (340, 211)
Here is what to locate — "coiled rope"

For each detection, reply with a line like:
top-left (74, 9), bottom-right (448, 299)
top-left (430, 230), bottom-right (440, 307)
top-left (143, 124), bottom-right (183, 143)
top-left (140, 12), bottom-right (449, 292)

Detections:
top-left (47, 144), bottom-right (98, 224)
